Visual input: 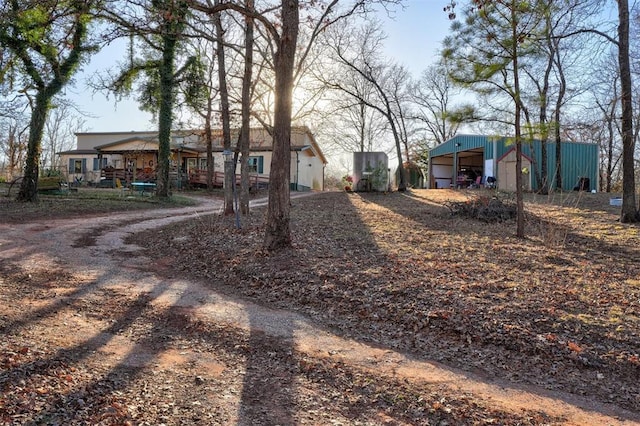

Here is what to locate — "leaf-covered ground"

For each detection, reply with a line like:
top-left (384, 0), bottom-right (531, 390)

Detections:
top-left (130, 189), bottom-right (640, 414)
top-left (1, 188), bottom-right (639, 425)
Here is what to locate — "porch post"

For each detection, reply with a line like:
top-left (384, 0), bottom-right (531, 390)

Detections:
top-left (453, 143), bottom-right (460, 188)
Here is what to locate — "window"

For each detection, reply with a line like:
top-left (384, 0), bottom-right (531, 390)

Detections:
top-left (187, 158), bottom-right (197, 172)
top-left (199, 158), bottom-right (208, 169)
top-left (92, 157), bottom-right (108, 171)
top-left (68, 158), bottom-right (86, 174)
top-left (247, 156), bottom-right (264, 174)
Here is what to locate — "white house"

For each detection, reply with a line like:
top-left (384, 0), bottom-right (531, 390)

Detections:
top-left (58, 126), bottom-right (327, 191)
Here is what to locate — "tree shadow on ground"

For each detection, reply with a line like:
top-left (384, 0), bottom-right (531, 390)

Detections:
top-left (237, 313), bottom-right (297, 424)
top-left (332, 190), bottom-right (640, 415)
top-left (3, 194), bottom-right (638, 424)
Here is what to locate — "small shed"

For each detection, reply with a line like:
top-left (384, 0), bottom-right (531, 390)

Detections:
top-left (428, 135), bottom-right (598, 191)
top-left (496, 148), bottom-right (533, 191)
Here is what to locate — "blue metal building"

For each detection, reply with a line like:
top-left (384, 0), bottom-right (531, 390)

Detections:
top-left (428, 135), bottom-right (599, 191)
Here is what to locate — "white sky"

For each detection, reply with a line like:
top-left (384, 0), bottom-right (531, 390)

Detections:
top-left (65, 0), bottom-right (451, 133)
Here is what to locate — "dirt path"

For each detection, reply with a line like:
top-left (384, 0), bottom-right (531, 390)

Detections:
top-left (1, 194), bottom-right (638, 425)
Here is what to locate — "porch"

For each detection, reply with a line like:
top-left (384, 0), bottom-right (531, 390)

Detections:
top-left (99, 167), bottom-right (157, 186)
top-left (188, 169), bottom-right (269, 190)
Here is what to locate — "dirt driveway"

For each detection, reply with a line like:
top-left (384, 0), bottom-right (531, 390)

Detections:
top-left (1, 193), bottom-right (639, 425)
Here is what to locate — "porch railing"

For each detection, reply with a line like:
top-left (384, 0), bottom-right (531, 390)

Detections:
top-left (188, 169), bottom-right (269, 189)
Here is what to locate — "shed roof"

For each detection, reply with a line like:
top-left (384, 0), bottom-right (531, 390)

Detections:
top-left (496, 147), bottom-right (533, 163)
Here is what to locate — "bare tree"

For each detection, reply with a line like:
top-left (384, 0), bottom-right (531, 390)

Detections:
top-left (319, 19), bottom-right (409, 190)
top-left (516, 0), bottom-right (590, 193)
top-left (410, 60), bottom-right (462, 146)
top-left (616, 0), bottom-right (637, 222)
top-left (190, 0), bottom-right (404, 249)
top-left (313, 63), bottom-right (389, 159)
top-left (211, 1), bottom-right (236, 215)
top-left (182, 36), bottom-right (219, 191)
top-left (0, 114), bottom-right (28, 180)
top-left (238, 0), bottom-right (255, 216)
top-left (320, 99), bottom-right (388, 154)
top-left (43, 101), bottom-right (87, 171)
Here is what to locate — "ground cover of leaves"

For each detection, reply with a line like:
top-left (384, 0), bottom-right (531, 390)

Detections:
top-left (129, 190), bottom-right (640, 415)
top-left (1, 188), bottom-right (639, 425)
top-left (0, 260), bottom-right (551, 425)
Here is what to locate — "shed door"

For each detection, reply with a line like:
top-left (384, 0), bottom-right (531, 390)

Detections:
top-left (498, 160), bottom-right (516, 191)
top-left (498, 158), bottom-right (531, 191)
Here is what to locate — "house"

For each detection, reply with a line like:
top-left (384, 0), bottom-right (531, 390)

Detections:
top-left (428, 135), bottom-right (599, 191)
top-left (58, 126), bottom-right (327, 191)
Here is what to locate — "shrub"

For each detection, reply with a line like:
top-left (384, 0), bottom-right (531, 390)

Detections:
top-left (444, 194), bottom-right (516, 222)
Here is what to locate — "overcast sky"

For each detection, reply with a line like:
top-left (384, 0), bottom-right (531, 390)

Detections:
top-left (65, 0), bottom-right (451, 133)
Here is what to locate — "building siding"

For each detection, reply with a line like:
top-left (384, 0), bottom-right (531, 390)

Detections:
top-left (429, 135), bottom-right (598, 191)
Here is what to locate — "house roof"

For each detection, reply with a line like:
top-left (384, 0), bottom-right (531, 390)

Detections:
top-left (94, 136), bottom-right (205, 154)
top-left (73, 126), bottom-right (328, 164)
top-left (297, 127), bottom-right (328, 165)
top-left (57, 149), bottom-right (97, 155)
top-left (94, 136), bottom-right (157, 150)
top-left (429, 134), bottom-right (597, 157)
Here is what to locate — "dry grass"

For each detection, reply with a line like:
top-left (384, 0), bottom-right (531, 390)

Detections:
top-left (0, 186), bottom-right (197, 223)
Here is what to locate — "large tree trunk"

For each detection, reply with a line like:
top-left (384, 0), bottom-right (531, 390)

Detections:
top-left (17, 91), bottom-right (51, 202)
top-left (263, 0), bottom-right (298, 250)
top-left (156, 31), bottom-right (176, 198)
top-left (617, 0), bottom-right (638, 222)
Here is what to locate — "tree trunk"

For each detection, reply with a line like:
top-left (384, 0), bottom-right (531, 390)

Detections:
top-left (390, 120), bottom-right (407, 191)
top-left (553, 42), bottom-right (566, 192)
top-left (359, 101), bottom-right (366, 152)
top-left (17, 91), bottom-right (51, 202)
top-left (537, 21), bottom-right (555, 195)
top-left (214, 4), bottom-right (234, 215)
top-left (606, 118), bottom-right (614, 192)
top-left (7, 125), bottom-right (25, 180)
top-left (156, 31), bottom-right (176, 198)
top-left (617, 0), bottom-right (638, 222)
top-left (205, 103), bottom-right (214, 190)
top-left (239, 0), bottom-right (254, 215)
top-left (263, 0), bottom-right (298, 250)
top-left (511, 2), bottom-right (524, 238)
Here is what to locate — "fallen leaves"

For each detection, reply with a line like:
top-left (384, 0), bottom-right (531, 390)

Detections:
top-left (567, 341), bottom-right (584, 353)
top-left (2, 189), bottom-right (639, 424)
top-left (130, 190), bottom-right (640, 414)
